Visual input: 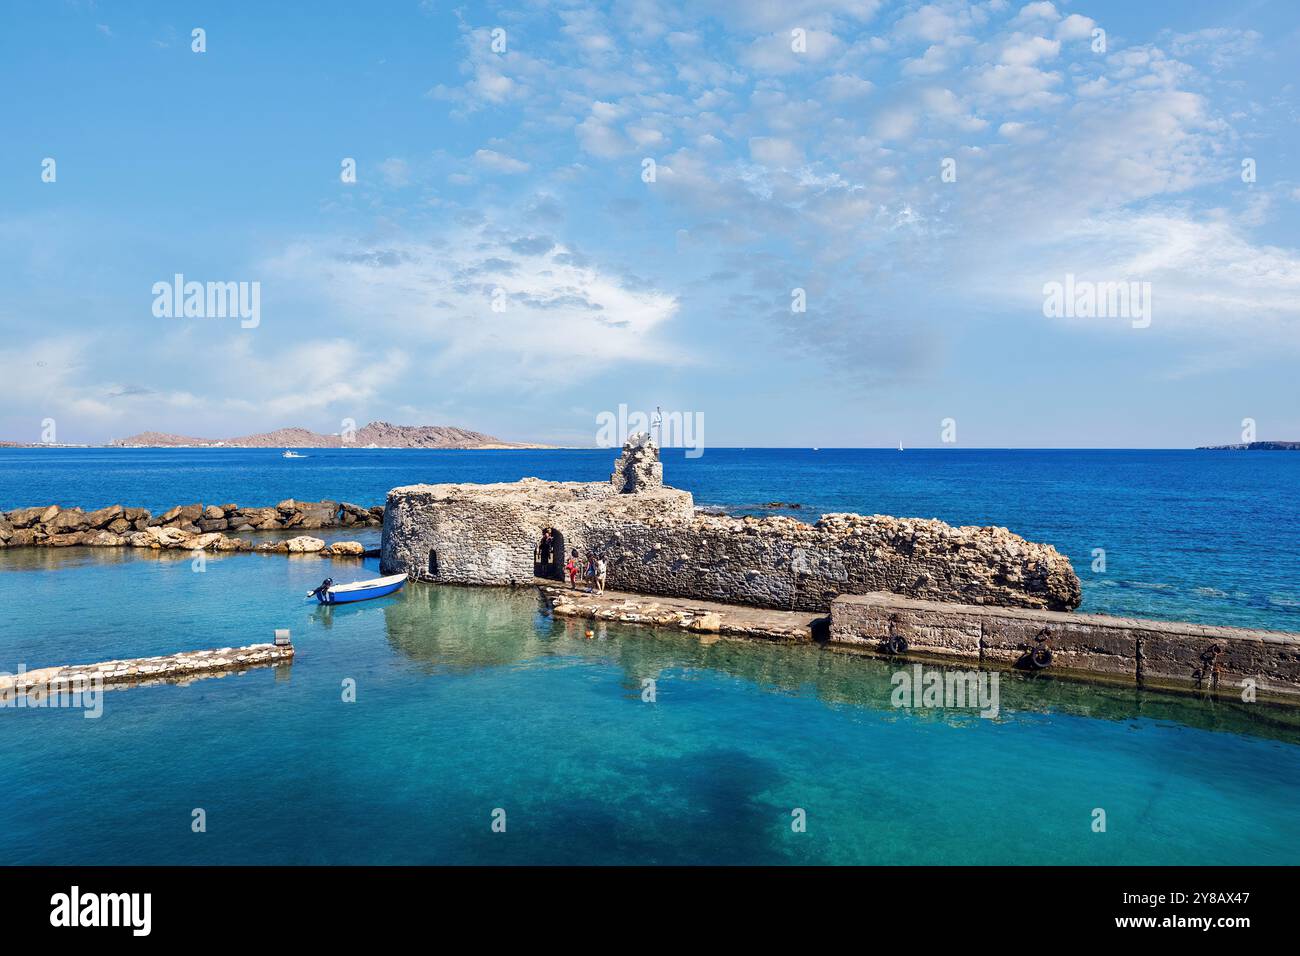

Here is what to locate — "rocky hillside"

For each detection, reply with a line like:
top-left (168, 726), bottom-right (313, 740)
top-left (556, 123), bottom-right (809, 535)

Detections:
top-left (109, 422), bottom-right (544, 449)
top-left (1197, 441), bottom-right (1299, 450)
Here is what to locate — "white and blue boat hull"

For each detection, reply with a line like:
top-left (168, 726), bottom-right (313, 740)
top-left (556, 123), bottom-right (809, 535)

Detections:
top-left (310, 573), bottom-right (408, 605)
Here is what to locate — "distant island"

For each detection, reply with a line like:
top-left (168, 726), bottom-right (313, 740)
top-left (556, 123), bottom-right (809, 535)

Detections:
top-left (3, 422), bottom-right (548, 449)
top-left (1197, 441), bottom-right (1300, 451)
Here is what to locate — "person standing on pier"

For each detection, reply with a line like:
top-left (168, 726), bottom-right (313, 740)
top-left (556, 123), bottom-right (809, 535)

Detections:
top-left (596, 556), bottom-right (607, 594)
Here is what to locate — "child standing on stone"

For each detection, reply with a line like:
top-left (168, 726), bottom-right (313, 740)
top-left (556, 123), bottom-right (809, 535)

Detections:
top-left (566, 551), bottom-right (579, 589)
top-left (596, 557), bottom-right (607, 594)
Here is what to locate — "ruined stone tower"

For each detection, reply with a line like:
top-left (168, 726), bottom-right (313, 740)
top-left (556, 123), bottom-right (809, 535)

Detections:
top-left (609, 431), bottom-right (663, 493)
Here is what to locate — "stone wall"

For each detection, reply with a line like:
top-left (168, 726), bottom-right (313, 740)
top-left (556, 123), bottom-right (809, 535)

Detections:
top-left (831, 592), bottom-right (1300, 698)
top-left (585, 511), bottom-right (1080, 612)
top-left (0, 499), bottom-right (382, 549)
top-left (381, 435), bottom-right (1082, 612)
top-left (381, 476), bottom-right (697, 585)
top-left (0, 642), bottom-right (295, 698)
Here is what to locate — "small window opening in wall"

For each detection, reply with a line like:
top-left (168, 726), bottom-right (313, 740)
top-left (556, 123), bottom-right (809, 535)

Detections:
top-left (429, 549), bottom-right (439, 576)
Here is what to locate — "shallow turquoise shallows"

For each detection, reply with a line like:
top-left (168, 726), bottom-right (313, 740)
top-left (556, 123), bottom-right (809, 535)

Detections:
top-left (2, 544), bottom-right (1298, 865)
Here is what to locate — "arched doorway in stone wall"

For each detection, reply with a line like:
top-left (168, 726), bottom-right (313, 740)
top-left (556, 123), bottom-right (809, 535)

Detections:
top-left (534, 528), bottom-right (565, 579)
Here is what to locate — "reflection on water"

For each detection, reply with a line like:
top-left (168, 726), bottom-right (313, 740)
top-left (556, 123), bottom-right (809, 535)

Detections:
top-left (376, 582), bottom-right (1300, 744)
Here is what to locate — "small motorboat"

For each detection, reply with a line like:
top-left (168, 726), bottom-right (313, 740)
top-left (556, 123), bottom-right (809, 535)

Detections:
top-left (307, 573), bottom-right (407, 605)
top-left (283, 450), bottom-right (307, 459)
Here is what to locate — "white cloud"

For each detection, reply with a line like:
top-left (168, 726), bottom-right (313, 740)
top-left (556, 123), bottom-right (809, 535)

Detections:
top-left (749, 137), bottom-right (805, 168)
top-left (820, 73), bottom-right (875, 100)
top-left (1056, 14), bottom-right (1096, 41)
top-left (378, 158), bottom-right (411, 187)
top-left (972, 63), bottom-right (1064, 109)
top-left (742, 29), bottom-right (843, 73)
top-left (262, 226), bottom-right (685, 387)
top-left (1000, 34), bottom-right (1060, 66)
top-left (895, 5), bottom-right (960, 43)
top-left (473, 149), bottom-right (530, 174)
top-left (1014, 2), bottom-right (1059, 22)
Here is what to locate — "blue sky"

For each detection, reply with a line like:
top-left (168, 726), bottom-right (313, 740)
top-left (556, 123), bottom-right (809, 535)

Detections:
top-left (1, 0), bottom-right (1297, 447)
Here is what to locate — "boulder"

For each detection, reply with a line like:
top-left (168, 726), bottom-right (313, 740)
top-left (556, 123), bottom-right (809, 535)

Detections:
top-left (161, 504), bottom-right (204, 525)
top-left (86, 505), bottom-right (124, 528)
top-left (39, 505), bottom-right (60, 525)
top-left (190, 533), bottom-right (226, 551)
top-left (107, 518), bottom-right (132, 534)
top-left (327, 541), bottom-right (365, 556)
top-left (47, 532), bottom-right (85, 547)
top-left (51, 509), bottom-right (89, 531)
top-left (687, 612), bottom-right (723, 633)
top-left (7, 529), bottom-right (37, 547)
top-left (84, 530), bottom-right (125, 547)
top-left (286, 536), bottom-right (326, 554)
top-left (144, 526), bottom-right (192, 549)
top-left (6, 506), bottom-right (48, 528)
top-left (256, 541), bottom-right (289, 553)
top-left (203, 505), bottom-right (225, 519)
top-left (249, 509), bottom-right (281, 529)
top-left (197, 518), bottom-right (228, 532)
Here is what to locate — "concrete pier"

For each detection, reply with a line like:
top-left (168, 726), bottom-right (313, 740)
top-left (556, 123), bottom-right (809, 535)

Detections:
top-left (543, 584), bottom-right (826, 642)
top-left (540, 584), bottom-right (1300, 702)
top-left (833, 593), bottom-right (1300, 701)
top-left (0, 642), bottom-right (295, 697)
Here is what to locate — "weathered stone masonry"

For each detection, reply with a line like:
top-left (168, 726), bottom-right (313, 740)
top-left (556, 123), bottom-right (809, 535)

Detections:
top-left (382, 436), bottom-right (1082, 612)
top-left (832, 592), bottom-right (1300, 699)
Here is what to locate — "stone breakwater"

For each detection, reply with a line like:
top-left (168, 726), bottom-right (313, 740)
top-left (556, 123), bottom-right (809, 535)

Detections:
top-left (540, 586), bottom-right (1300, 701)
top-left (0, 499), bottom-right (381, 556)
top-left (0, 642), bottom-right (294, 698)
top-left (544, 585), bottom-right (823, 642)
top-left (382, 435), bottom-right (1082, 612)
top-left (832, 593), bottom-right (1300, 700)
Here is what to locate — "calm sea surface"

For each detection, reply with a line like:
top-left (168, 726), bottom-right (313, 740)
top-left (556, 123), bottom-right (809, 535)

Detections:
top-left (2, 446), bottom-right (1297, 628)
top-left (1, 448), bottom-right (1297, 864)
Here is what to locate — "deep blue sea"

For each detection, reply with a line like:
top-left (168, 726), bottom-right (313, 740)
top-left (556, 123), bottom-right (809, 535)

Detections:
top-left (1, 447), bottom-right (1298, 865)
top-left (2, 446), bottom-right (1297, 628)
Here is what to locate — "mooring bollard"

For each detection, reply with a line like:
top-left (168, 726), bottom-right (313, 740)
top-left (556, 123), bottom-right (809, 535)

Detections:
top-left (274, 629), bottom-right (292, 647)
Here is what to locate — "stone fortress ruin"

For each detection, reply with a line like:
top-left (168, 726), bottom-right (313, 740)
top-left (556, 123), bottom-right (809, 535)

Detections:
top-left (380, 434), bottom-right (1083, 612)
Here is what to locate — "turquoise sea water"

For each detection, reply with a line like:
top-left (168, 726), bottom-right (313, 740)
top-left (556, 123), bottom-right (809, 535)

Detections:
top-left (1, 448), bottom-right (1298, 864)
top-left (2, 545), bottom-right (1298, 865)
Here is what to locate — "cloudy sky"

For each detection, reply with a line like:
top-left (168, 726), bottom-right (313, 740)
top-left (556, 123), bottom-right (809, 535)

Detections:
top-left (2, 0), bottom-right (1297, 446)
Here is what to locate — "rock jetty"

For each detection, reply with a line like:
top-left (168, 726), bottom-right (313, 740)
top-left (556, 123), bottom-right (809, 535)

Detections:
top-left (0, 499), bottom-right (381, 556)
